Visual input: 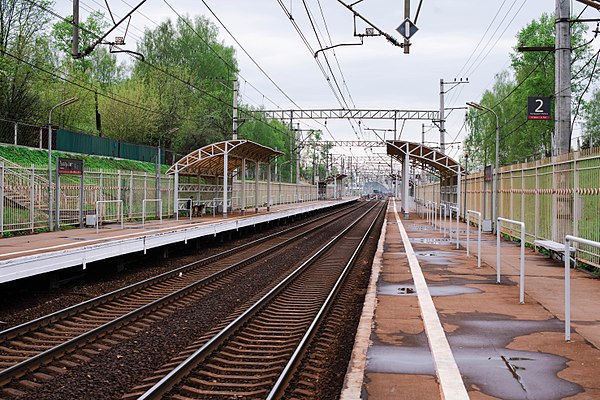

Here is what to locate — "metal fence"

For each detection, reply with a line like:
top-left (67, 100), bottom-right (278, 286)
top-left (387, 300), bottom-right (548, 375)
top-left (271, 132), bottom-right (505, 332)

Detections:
top-left (415, 148), bottom-right (600, 267)
top-left (0, 118), bottom-right (183, 164)
top-left (0, 161), bottom-right (342, 235)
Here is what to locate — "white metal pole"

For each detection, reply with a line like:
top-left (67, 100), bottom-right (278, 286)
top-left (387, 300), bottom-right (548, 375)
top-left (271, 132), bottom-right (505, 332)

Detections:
top-left (496, 220), bottom-right (501, 283)
top-left (565, 237), bottom-right (571, 341)
top-left (223, 149), bottom-right (228, 218)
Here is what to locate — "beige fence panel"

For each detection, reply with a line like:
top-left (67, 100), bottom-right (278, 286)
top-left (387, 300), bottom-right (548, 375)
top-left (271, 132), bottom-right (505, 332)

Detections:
top-left (416, 148), bottom-right (600, 268)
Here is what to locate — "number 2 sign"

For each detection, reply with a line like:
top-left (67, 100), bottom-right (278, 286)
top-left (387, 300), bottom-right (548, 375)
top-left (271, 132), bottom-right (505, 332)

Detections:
top-left (527, 96), bottom-right (551, 120)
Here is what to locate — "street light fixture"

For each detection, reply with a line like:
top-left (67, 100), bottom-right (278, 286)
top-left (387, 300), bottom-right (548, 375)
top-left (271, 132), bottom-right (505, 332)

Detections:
top-left (48, 97), bottom-right (79, 231)
top-left (467, 101), bottom-right (499, 233)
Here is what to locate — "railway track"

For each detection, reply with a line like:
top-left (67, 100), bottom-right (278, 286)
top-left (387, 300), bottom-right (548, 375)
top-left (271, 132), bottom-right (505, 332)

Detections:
top-left (0, 200), bottom-right (379, 398)
top-left (129, 200), bottom-right (385, 399)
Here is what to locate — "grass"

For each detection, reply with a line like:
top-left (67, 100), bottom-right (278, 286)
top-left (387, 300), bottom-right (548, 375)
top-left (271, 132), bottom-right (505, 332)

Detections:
top-left (0, 144), bottom-right (170, 173)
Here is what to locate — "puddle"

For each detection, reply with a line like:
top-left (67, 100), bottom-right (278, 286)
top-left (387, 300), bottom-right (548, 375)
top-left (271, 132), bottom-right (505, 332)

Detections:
top-left (407, 225), bottom-right (435, 231)
top-left (410, 238), bottom-right (454, 245)
top-left (415, 251), bottom-right (455, 257)
top-left (367, 311), bottom-right (581, 399)
top-left (378, 283), bottom-right (417, 296)
top-left (367, 345), bottom-right (435, 375)
top-left (429, 285), bottom-right (480, 296)
top-left (446, 315), bottom-right (581, 399)
top-left (378, 283), bottom-right (480, 297)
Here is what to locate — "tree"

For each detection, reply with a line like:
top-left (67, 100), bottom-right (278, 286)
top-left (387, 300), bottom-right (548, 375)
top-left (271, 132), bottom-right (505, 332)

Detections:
top-left (0, 0), bottom-right (53, 121)
top-left (465, 12), bottom-right (594, 168)
top-left (133, 15), bottom-right (238, 153)
top-left (582, 88), bottom-right (600, 149)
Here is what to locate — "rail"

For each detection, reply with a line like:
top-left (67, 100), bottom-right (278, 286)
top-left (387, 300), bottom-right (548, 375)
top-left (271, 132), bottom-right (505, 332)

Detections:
top-left (176, 197), bottom-right (192, 221)
top-left (449, 205), bottom-right (459, 249)
top-left (439, 204), bottom-right (448, 237)
top-left (497, 217), bottom-right (526, 304)
top-left (0, 202), bottom-right (365, 389)
top-left (137, 202), bottom-right (381, 399)
top-left (142, 199), bottom-right (163, 227)
top-left (466, 210), bottom-right (481, 269)
top-left (95, 200), bottom-right (124, 233)
top-left (564, 235), bottom-right (600, 341)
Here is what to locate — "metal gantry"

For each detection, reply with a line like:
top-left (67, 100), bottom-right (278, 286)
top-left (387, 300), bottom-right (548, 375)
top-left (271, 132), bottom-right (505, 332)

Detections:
top-left (253, 109), bottom-right (439, 121)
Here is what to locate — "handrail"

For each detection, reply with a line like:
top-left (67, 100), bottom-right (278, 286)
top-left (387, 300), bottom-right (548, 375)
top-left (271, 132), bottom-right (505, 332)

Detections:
top-left (95, 200), bottom-right (124, 233)
top-left (142, 199), bottom-right (163, 227)
top-left (466, 210), bottom-right (481, 269)
top-left (564, 235), bottom-right (600, 341)
top-left (176, 197), bottom-right (193, 221)
top-left (439, 203), bottom-right (447, 237)
top-left (449, 205), bottom-right (459, 249)
top-left (497, 217), bottom-right (525, 304)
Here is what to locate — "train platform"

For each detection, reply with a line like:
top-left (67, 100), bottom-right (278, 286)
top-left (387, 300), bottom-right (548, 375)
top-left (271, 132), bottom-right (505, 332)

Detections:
top-left (0, 198), bottom-right (356, 284)
top-left (342, 199), bottom-right (600, 400)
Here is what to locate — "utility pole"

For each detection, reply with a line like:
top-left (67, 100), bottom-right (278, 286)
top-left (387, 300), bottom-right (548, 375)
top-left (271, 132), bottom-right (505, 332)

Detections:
top-left (555, 0), bottom-right (571, 155)
top-left (232, 79), bottom-right (238, 140)
top-left (440, 78), bottom-right (469, 154)
top-left (439, 79), bottom-right (446, 154)
top-left (72, 0), bottom-right (79, 57)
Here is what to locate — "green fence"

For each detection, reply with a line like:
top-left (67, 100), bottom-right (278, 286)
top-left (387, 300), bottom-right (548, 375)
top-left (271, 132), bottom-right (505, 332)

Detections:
top-left (56, 129), bottom-right (161, 163)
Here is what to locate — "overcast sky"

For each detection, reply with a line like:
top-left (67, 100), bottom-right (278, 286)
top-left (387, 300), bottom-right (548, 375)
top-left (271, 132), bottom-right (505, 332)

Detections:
top-left (55, 0), bottom-right (598, 168)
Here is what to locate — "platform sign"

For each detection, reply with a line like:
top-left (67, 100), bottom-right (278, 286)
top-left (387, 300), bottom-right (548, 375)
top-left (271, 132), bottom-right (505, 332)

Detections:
top-left (57, 157), bottom-right (84, 175)
top-left (484, 165), bottom-right (492, 182)
top-left (527, 96), bottom-right (551, 120)
top-left (396, 18), bottom-right (418, 40)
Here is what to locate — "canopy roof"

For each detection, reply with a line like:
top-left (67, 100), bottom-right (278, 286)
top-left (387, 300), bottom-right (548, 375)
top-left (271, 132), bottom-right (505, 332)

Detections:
top-left (318, 174), bottom-right (347, 184)
top-left (386, 140), bottom-right (460, 178)
top-left (167, 140), bottom-right (282, 176)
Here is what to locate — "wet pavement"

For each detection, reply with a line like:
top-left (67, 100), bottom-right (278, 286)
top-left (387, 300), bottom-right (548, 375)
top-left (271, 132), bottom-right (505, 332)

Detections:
top-left (341, 200), bottom-right (600, 400)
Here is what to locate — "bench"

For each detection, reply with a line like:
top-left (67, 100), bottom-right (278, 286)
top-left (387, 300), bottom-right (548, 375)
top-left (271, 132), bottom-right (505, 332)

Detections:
top-left (534, 240), bottom-right (576, 262)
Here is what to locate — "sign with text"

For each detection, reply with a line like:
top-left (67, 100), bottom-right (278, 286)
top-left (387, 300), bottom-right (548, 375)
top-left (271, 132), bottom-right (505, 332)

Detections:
top-left (527, 96), bottom-right (551, 120)
top-left (484, 165), bottom-right (492, 182)
top-left (57, 157), bottom-right (84, 175)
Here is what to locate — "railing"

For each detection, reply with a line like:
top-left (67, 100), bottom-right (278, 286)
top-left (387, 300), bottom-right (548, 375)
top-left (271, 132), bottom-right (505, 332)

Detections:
top-left (415, 147), bottom-right (600, 268)
top-left (95, 200), bottom-right (124, 233)
top-left (449, 205), bottom-right (459, 249)
top-left (0, 156), bottom-right (337, 234)
top-left (439, 203), bottom-right (447, 237)
top-left (142, 199), bottom-right (163, 227)
top-left (496, 217), bottom-right (525, 304)
top-left (564, 235), bottom-right (600, 341)
top-left (176, 198), bottom-right (193, 221)
top-left (466, 210), bottom-right (481, 269)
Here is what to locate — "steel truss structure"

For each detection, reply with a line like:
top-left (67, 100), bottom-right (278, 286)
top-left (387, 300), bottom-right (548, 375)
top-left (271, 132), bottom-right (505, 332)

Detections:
top-left (249, 109), bottom-right (439, 121)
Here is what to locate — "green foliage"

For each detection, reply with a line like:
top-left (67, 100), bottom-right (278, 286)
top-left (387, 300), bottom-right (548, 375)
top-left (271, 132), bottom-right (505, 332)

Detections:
top-left (133, 15), bottom-right (238, 153)
top-left (0, 144), bottom-right (169, 173)
top-left (2, 5), bottom-right (291, 169)
top-left (465, 13), bottom-right (593, 168)
top-left (0, 0), bottom-right (53, 121)
top-left (582, 88), bottom-right (600, 149)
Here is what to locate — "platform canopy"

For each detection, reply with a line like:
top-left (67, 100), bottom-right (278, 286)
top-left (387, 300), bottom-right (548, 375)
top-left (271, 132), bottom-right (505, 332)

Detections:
top-left (166, 140), bottom-right (282, 176)
top-left (386, 140), bottom-right (460, 178)
top-left (318, 174), bottom-right (347, 184)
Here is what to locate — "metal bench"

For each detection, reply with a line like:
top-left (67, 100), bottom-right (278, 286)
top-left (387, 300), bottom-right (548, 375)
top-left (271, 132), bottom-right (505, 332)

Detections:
top-left (534, 239), bottom-right (575, 261)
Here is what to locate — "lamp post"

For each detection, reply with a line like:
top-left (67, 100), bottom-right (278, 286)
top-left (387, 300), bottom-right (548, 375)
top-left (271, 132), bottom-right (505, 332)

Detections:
top-left (48, 97), bottom-right (79, 231)
top-left (467, 101), bottom-right (499, 233)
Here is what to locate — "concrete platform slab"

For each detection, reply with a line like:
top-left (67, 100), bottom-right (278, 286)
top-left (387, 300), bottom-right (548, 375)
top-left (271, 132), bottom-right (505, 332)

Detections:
top-left (342, 199), bottom-right (600, 400)
top-left (0, 198), bottom-right (356, 284)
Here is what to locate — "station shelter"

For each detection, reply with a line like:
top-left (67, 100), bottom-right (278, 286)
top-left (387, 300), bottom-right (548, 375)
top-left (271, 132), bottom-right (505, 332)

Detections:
top-left (167, 140), bottom-right (282, 218)
top-left (386, 140), bottom-right (462, 217)
top-left (318, 174), bottom-right (347, 200)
